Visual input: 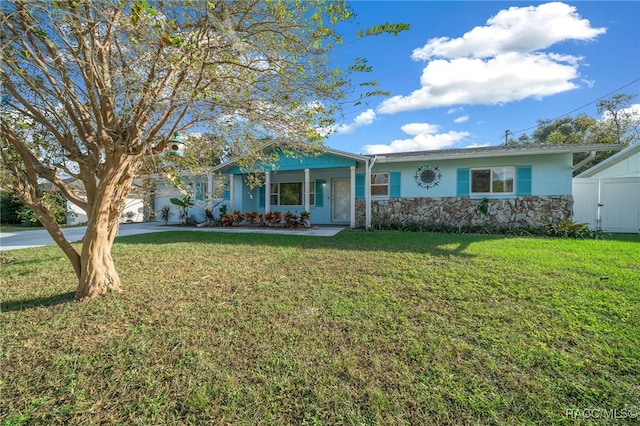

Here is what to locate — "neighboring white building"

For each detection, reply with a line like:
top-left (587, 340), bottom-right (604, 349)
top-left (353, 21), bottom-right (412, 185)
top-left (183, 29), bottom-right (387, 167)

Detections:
top-left (573, 143), bottom-right (640, 233)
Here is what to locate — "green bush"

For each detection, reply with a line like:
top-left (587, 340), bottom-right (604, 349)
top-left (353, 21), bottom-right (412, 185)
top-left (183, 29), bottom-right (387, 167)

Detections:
top-left (545, 219), bottom-right (602, 239)
top-left (370, 217), bottom-right (603, 239)
top-left (0, 193), bottom-right (23, 224)
top-left (14, 192), bottom-right (68, 227)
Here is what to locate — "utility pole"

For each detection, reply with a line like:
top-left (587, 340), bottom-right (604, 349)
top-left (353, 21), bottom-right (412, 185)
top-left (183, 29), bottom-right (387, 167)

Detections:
top-left (504, 130), bottom-right (511, 145)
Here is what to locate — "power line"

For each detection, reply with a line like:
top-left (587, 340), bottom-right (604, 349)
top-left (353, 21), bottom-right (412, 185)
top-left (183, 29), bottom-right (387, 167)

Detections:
top-left (508, 76), bottom-right (640, 137)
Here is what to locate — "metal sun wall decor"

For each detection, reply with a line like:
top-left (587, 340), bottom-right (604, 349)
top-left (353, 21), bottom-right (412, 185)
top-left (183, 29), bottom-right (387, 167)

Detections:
top-left (414, 163), bottom-right (442, 189)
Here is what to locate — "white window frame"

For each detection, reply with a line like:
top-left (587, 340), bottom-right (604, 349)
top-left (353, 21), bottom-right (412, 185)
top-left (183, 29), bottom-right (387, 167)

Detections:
top-left (470, 166), bottom-right (515, 195)
top-left (270, 182), bottom-right (315, 206)
top-left (371, 172), bottom-right (389, 197)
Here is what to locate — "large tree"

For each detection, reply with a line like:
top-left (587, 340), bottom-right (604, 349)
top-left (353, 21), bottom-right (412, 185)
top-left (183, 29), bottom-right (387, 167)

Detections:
top-left (1, 0), bottom-right (406, 300)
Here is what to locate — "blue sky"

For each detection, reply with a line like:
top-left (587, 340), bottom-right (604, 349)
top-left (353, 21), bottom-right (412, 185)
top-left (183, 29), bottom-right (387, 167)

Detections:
top-left (325, 1), bottom-right (640, 154)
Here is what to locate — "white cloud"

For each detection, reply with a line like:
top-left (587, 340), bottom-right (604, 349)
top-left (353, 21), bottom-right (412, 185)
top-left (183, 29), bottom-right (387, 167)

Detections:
top-left (335, 109), bottom-right (376, 134)
top-left (378, 2), bottom-right (606, 114)
top-left (362, 122), bottom-right (470, 154)
top-left (380, 53), bottom-right (579, 113)
top-left (453, 115), bottom-right (469, 124)
top-left (411, 2), bottom-right (605, 60)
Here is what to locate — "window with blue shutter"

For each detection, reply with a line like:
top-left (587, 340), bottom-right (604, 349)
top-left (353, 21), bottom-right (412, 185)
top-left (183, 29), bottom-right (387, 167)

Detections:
top-left (355, 174), bottom-right (365, 199)
top-left (457, 168), bottom-right (470, 196)
top-left (259, 185), bottom-right (265, 207)
top-left (315, 179), bottom-right (324, 207)
top-left (517, 165), bottom-right (532, 195)
top-left (390, 172), bottom-right (401, 198)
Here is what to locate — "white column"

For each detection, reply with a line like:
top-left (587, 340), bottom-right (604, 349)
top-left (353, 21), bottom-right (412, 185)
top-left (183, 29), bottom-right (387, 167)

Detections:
top-left (365, 158), bottom-right (375, 230)
top-left (229, 175), bottom-right (235, 210)
top-left (350, 165), bottom-right (356, 228)
top-left (304, 168), bottom-right (310, 212)
top-left (207, 172), bottom-right (213, 200)
top-left (265, 171), bottom-right (271, 213)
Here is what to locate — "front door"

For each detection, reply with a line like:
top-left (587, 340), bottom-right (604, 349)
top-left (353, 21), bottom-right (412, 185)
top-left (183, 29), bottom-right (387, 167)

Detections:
top-left (332, 179), bottom-right (350, 223)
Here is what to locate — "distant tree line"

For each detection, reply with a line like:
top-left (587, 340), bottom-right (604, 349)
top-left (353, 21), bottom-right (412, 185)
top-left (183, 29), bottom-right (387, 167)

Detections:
top-left (506, 93), bottom-right (639, 175)
top-left (508, 94), bottom-right (638, 146)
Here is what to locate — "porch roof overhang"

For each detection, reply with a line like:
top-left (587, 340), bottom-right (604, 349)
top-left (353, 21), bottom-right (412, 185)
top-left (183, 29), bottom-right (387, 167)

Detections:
top-left (371, 143), bottom-right (623, 163)
top-left (212, 145), bottom-right (369, 175)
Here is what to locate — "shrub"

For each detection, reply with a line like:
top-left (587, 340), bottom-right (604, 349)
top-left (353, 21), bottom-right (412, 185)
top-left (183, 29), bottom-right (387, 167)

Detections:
top-left (545, 219), bottom-right (602, 239)
top-left (159, 205), bottom-right (173, 225)
top-left (283, 211), bottom-right (299, 228)
top-left (0, 193), bottom-right (23, 224)
top-left (16, 191), bottom-right (68, 226)
top-left (244, 211), bottom-right (261, 224)
top-left (267, 211), bottom-right (282, 227)
top-left (204, 207), bottom-right (215, 223)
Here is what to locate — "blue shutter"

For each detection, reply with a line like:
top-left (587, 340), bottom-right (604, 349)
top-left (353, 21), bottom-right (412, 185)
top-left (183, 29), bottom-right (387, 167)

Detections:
top-left (259, 185), bottom-right (265, 208)
top-left (457, 168), bottom-right (470, 196)
top-left (223, 176), bottom-right (231, 200)
top-left (390, 172), bottom-right (401, 198)
top-left (195, 181), bottom-right (203, 201)
top-left (517, 166), bottom-right (532, 195)
top-left (355, 174), bottom-right (365, 199)
top-left (315, 179), bottom-right (323, 207)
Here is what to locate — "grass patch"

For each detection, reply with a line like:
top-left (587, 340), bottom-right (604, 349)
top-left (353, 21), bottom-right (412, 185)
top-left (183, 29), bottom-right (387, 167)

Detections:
top-left (1, 231), bottom-right (639, 424)
top-left (0, 225), bottom-right (39, 233)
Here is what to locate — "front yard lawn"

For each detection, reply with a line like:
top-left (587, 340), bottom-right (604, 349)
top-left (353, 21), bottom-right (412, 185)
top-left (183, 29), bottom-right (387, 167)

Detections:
top-left (1, 231), bottom-right (638, 424)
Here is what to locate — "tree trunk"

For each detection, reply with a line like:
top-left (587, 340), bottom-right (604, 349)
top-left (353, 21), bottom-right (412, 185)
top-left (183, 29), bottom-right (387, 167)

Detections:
top-left (75, 219), bottom-right (122, 301)
top-left (74, 162), bottom-right (136, 301)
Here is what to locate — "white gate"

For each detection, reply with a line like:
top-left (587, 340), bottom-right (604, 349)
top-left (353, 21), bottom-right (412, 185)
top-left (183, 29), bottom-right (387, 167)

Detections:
top-left (572, 178), bottom-right (640, 233)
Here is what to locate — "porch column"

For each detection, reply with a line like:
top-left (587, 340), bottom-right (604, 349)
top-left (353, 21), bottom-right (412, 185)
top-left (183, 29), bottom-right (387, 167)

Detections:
top-left (365, 157), bottom-right (376, 229)
top-left (350, 165), bottom-right (356, 228)
top-left (265, 171), bottom-right (271, 213)
top-left (304, 168), bottom-right (310, 212)
top-left (207, 172), bottom-right (213, 200)
top-left (229, 174), bottom-right (235, 210)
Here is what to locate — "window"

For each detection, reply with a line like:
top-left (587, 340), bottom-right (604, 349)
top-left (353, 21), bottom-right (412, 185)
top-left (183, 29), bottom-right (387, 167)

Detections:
top-left (471, 167), bottom-right (515, 194)
top-left (371, 173), bottom-right (389, 196)
top-left (270, 182), bottom-right (315, 206)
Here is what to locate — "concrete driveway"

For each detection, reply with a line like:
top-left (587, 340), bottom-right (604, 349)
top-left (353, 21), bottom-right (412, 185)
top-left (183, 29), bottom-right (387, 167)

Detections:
top-left (0, 222), bottom-right (176, 251)
top-left (0, 222), bottom-right (345, 251)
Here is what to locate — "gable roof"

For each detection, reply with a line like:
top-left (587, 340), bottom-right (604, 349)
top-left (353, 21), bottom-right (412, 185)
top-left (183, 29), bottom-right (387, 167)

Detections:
top-left (371, 143), bottom-right (622, 163)
top-left (575, 143), bottom-right (640, 178)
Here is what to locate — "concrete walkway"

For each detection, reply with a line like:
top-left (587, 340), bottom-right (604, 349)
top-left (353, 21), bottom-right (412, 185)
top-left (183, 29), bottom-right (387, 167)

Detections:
top-left (0, 222), bottom-right (346, 251)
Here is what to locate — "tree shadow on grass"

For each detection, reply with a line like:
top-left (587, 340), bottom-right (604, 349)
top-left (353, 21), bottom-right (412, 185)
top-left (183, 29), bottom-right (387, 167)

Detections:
top-left (1, 291), bottom-right (75, 312)
top-left (113, 228), bottom-right (495, 260)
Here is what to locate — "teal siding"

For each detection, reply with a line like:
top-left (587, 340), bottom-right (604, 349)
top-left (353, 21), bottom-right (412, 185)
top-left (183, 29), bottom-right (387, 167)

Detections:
top-left (517, 165), bottom-right (532, 195)
top-left (228, 149), bottom-right (357, 174)
top-left (315, 179), bottom-right (324, 207)
top-left (355, 174), bottom-right (365, 199)
top-left (457, 168), bottom-right (470, 196)
top-left (390, 172), bottom-right (401, 197)
top-left (259, 186), bottom-right (265, 207)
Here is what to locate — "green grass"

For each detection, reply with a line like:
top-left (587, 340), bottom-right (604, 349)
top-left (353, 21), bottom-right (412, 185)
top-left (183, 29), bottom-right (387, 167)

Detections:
top-left (1, 231), bottom-right (639, 425)
top-left (0, 225), bottom-right (38, 233)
